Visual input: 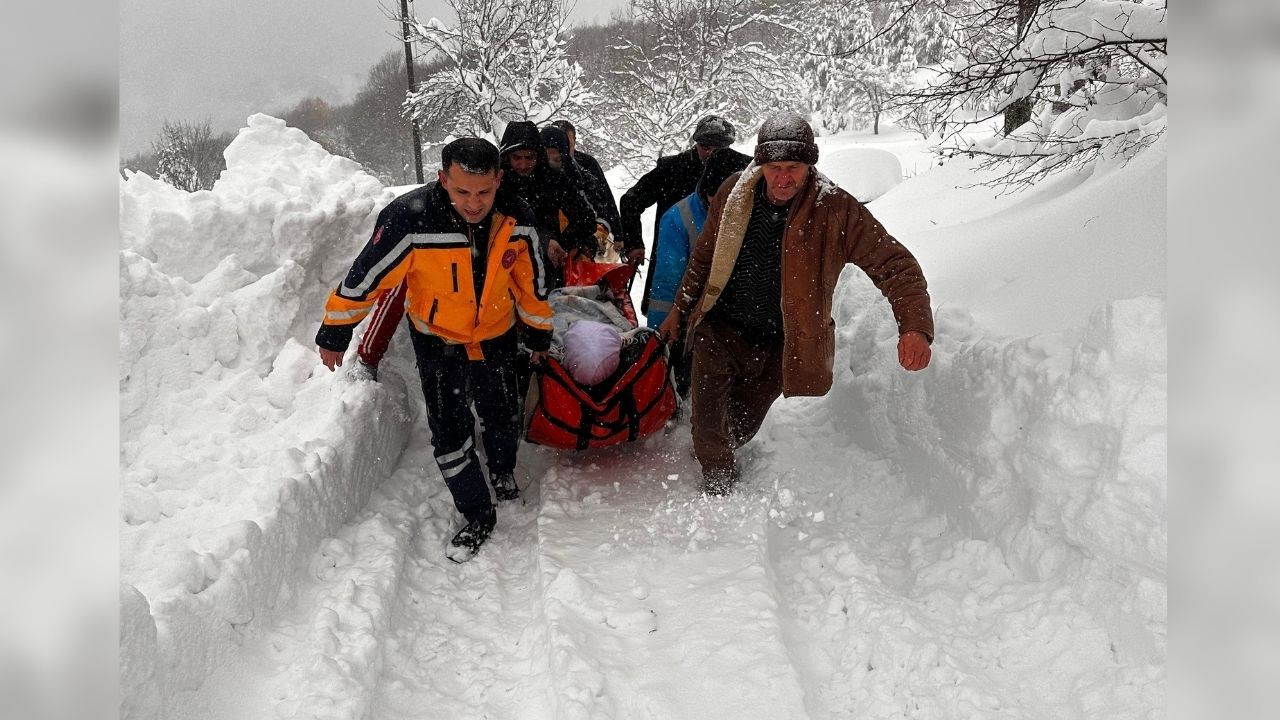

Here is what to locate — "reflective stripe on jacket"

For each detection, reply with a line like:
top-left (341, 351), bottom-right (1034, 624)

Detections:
top-left (645, 191), bottom-right (706, 327)
top-left (318, 183), bottom-right (553, 361)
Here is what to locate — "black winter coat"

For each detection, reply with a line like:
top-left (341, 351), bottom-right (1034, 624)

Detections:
top-left (570, 160), bottom-right (621, 237)
top-left (498, 122), bottom-right (598, 260)
top-left (618, 147), bottom-right (705, 311)
top-left (575, 151), bottom-right (618, 221)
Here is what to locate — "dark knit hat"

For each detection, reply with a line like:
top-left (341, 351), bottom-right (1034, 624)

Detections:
top-left (696, 148), bottom-right (753, 204)
top-left (691, 115), bottom-right (736, 148)
top-left (753, 112), bottom-right (819, 165)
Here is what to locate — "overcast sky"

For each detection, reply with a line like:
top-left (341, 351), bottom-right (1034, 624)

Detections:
top-left (120, 0), bottom-right (630, 156)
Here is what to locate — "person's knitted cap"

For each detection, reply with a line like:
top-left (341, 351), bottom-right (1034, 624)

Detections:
top-left (690, 115), bottom-right (736, 148)
top-left (498, 120), bottom-right (542, 156)
top-left (753, 112), bottom-right (819, 165)
top-left (539, 125), bottom-right (571, 156)
top-left (696, 148), bottom-right (753, 204)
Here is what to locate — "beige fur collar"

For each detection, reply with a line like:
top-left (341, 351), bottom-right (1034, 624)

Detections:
top-left (698, 163), bottom-right (763, 315)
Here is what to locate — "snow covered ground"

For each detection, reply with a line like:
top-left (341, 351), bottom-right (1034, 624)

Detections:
top-left (120, 114), bottom-right (1165, 719)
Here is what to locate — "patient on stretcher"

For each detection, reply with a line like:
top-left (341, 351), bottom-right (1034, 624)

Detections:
top-left (547, 284), bottom-right (656, 391)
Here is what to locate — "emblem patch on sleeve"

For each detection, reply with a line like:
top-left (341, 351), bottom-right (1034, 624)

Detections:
top-left (501, 249), bottom-right (517, 268)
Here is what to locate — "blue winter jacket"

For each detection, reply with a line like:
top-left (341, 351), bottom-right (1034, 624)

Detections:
top-left (645, 191), bottom-right (707, 327)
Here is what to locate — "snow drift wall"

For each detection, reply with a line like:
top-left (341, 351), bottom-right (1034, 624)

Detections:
top-left (818, 277), bottom-right (1166, 668)
top-left (816, 146), bottom-right (902, 203)
top-left (119, 115), bottom-right (412, 719)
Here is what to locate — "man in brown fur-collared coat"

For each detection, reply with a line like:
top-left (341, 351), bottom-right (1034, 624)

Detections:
top-left (658, 111), bottom-right (934, 495)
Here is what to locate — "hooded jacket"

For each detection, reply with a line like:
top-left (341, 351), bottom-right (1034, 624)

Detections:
top-left (673, 165), bottom-right (934, 397)
top-left (316, 182), bottom-right (553, 361)
top-left (540, 125), bottom-right (622, 236)
top-left (498, 121), bottom-right (598, 258)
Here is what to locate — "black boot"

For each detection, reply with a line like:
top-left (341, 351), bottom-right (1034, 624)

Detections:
top-left (492, 472), bottom-right (520, 502)
top-left (700, 465), bottom-right (740, 497)
top-left (445, 509), bottom-right (496, 563)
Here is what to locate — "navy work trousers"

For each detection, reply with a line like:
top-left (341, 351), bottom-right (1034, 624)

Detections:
top-left (410, 328), bottom-right (521, 522)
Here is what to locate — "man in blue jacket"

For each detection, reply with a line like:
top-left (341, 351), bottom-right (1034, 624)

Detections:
top-left (646, 148), bottom-right (752, 398)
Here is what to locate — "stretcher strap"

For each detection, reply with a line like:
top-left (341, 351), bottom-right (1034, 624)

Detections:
top-left (531, 338), bottom-right (670, 447)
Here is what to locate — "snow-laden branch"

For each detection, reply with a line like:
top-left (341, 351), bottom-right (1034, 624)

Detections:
top-left (591, 0), bottom-right (805, 174)
top-left (892, 0), bottom-right (1167, 187)
top-left (403, 0), bottom-right (595, 141)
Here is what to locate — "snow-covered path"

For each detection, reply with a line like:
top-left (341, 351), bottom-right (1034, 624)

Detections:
top-left (178, 363), bottom-right (1156, 720)
top-left (531, 438), bottom-right (808, 720)
top-left (120, 118), bottom-right (1164, 719)
top-left (179, 369), bottom-right (559, 719)
top-left (364, 426), bottom-right (553, 720)
top-left (184, 371), bottom-right (814, 719)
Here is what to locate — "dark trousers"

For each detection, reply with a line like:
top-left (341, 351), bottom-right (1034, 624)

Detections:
top-left (689, 318), bottom-right (784, 480)
top-left (410, 328), bottom-right (521, 522)
top-left (670, 335), bottom-right (692, 399)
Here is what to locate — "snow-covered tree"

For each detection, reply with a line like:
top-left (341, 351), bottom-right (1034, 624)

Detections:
top-left (593, 0), bottom-right (803, 175)
top-left (797, 1), bottom-right (932, 135)
top-left (900, 0), bottom-right (1167, 187)
top-left (151, 119), bottom-right (223, 192)
top-left (403, 0), bottom-right (595, 142)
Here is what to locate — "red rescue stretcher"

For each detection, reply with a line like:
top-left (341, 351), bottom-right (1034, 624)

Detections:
top-left (524, 257), bottom-right (678, 450)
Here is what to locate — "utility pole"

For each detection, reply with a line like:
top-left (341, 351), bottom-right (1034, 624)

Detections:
top-left (400, 0), bottom-right (425, 183)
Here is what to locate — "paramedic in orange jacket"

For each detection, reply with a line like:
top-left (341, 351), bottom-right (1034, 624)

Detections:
top-left (315, 137), bottom-right (553, 563)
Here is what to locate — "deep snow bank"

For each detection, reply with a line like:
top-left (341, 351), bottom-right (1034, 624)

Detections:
top-left (795, 146), bottom-right (1167, 690)
top-left (119, 115), bottom-right (413, 719)
top-left (816, 146), bottom-right (901, 202)
top-left (875, 138), bottom-right (1167, 337)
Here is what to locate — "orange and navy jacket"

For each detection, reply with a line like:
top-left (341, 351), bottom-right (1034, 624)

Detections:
top-left (315, 182), bottom-right (553, 360)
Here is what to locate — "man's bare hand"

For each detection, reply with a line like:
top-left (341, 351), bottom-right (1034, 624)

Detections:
top-left (625, 247), bottom-right (645, 266)
top-left (529, 350), bottom-right (547, 364)
top-left (898, 331), bottom-right (931, 371)
top-left (658, 311), bottom-right (682, 345)
top-left (319, 348), bottom-right (345, 371)
top-left (547, 239), bottom-right (567, 268)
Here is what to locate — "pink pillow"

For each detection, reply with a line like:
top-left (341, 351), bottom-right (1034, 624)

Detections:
top-left (563, 320), bottom-right (622, 385)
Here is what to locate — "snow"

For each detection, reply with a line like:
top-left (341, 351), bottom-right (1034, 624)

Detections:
top-left (1027, 2), bottom-right (1167, 61)
top-left (120, 115), bottom-right (413, 716)
top-left (815, 146), bottom-right (901, 202)
top-left (120, 115), bottom-right (1165, 719)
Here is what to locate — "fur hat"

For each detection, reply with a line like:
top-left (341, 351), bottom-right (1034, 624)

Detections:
top-left (753, 112), bottom-right (819, 165)
top-left (691, 115), bottom-right (737, 148)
